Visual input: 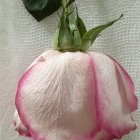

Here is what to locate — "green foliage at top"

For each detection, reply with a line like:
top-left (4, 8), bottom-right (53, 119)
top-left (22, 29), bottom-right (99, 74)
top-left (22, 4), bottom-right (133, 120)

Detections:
top-left (22, 0), bottom-right (61, 21)
top-left (22, 0), bottom-right (123, 51)
top-left (81, 14), bottom-right (123, 51)
top-left (53, 0), bottom-right (123, 51)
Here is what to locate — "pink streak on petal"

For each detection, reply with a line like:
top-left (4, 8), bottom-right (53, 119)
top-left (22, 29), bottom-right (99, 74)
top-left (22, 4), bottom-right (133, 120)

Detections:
top-left (85, 57), bottom-right (101, 140)
top-left (87, 54), bottom-right (102, 137)
top-left (17, 128), bottom-right (31, 137)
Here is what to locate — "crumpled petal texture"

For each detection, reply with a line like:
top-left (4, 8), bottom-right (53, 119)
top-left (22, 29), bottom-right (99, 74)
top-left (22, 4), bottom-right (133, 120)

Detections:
top-left (14, 50), bottom-right (138, 140)
top-left (13, 109), bottom-right (31, 137)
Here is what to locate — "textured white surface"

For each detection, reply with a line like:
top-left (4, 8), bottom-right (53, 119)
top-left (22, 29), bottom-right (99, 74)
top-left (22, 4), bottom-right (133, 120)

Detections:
top-left (0, 0), bottom-right (140, 140)
top-left (16, 51), bottom-right (96, 140)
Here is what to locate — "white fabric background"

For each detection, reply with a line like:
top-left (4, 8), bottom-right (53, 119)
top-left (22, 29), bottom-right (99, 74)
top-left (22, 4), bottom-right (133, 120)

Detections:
top-left (0, 0), bottom-right (140, 140)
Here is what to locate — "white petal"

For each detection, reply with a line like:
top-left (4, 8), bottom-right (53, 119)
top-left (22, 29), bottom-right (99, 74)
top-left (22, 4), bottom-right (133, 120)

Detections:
top-left (88, 51), bottom-right (137, 138)
top-left (109, 55), bottom-right (138, 112)
top-left (16, 51), bottom-right (98, 140)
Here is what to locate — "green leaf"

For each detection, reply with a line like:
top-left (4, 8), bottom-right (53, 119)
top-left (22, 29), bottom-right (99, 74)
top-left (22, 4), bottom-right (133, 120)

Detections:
top-left (22, 0), bottom-right (61, 21)
top-left (81, 14), bottom-right (123, 51)
top-left (76, 12), bottom-right (87, 38)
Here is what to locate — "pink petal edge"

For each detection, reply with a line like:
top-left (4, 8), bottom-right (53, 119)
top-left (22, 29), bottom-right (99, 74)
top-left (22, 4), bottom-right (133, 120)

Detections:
top-left (88, 52), bottom-right (137, 139)
top-left (15, 50), bottom-right (60, 140)
top-left (17, 129), bottom-right (31, 137)
top-left (13, 110), bottom-right (31, 137)
top-left (16, 65), bottom-right (46, 140)
top-left (108, 55), bottom-right (138, 112)
top-left (88, 56), bottom-right (115, 140)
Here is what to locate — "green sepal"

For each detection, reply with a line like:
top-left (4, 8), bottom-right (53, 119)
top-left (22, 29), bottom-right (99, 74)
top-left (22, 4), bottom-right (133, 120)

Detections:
top-left (76, 10), bottom-right (87, 38)
top-left (68, 8), bottom-right (82, 49)
top-left (53, 29), bottom-right (59, 50)
top-left (81, 14), bottom-right (123, 51)
top-left (22, 0), bottom-right (61, 21)
top-left (55, 1), bottom-right (82, 51)
top-left (57, 10), bottom-right (75, 51)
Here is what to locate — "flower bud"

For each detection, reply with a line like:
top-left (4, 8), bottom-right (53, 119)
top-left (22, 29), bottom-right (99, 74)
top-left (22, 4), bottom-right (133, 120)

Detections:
top-left (14, 50), bottom-right (138, 140)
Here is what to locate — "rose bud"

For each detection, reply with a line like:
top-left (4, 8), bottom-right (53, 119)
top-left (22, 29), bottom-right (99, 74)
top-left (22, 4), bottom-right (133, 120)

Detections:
top-left (14, 1), bottom-right (138, 140)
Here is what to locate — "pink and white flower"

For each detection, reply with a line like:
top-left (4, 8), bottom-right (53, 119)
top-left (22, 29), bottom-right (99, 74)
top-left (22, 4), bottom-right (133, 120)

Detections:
top-left (14, 50), bottom-right (138, 140)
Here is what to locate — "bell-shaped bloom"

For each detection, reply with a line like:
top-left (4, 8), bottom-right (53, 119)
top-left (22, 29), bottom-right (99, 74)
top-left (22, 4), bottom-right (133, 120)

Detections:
top-left (14, 50), bottom-right (138, 140)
